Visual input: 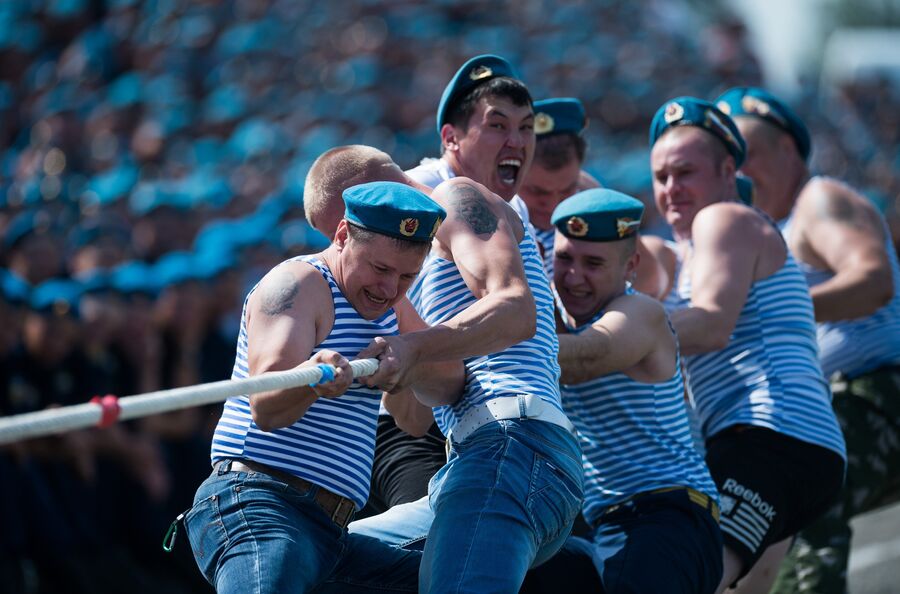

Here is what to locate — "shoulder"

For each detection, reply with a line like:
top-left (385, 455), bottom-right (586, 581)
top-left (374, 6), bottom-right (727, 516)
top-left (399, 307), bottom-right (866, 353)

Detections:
top-left (692, 201), bottom-right (768, 243)
top-left (641, 234), bottom-right (677, 269)
top-left (249, 259), bottom-right (331, 317)
top-left (795, 175), bottom-right (883, 229)
top-left (607, 292), bottom-right (667, 328)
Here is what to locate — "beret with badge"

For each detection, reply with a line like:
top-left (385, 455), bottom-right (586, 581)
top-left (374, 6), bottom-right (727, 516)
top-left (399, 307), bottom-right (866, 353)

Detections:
top-left (552, 188), bottom-right (644, 242)
top-left (343, 182), bottom-right (446, 243)
top-left (533, 98), bottom-right (587, 137)
top-left (436, 54), bottom-right (521, 134)
top-left (714, 87), bottom-right (811, 161)
top-left (649, 96), bottom-right (746, 167)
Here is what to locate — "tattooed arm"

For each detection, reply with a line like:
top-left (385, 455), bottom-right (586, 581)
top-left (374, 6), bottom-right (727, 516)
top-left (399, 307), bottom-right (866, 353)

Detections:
top-left (793, 177), bottom-right (894, 321)
top-left (245, 262), bottom-right (353, 431)
top-left (404, 177), bottom-right (535, 360)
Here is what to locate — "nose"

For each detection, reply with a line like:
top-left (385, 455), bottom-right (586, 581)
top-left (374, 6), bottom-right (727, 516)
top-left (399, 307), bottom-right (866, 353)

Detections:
top-left (507, 126), bottom-right (529, 149)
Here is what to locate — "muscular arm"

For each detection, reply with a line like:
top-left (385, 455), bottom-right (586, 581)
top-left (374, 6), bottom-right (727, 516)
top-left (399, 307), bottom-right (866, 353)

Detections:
top-left (558, 293), bottom-right (674, 384)
top-left (794, 177), bottom-right (894, 321)
top-left (401, 179), bottom-right (536, 360)
top-left (246, 263), bottom-right (348, 431)
top-left (670, 205), bottom-right (760, 355)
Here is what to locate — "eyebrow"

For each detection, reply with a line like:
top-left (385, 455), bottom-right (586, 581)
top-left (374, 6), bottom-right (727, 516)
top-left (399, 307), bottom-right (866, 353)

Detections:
top-left (486, 108), bottom-right (534, 121)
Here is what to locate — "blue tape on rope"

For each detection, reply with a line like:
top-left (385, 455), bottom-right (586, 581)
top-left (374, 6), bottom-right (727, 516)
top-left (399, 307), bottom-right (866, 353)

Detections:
top-left (309, 363), bottom-right (335, 387)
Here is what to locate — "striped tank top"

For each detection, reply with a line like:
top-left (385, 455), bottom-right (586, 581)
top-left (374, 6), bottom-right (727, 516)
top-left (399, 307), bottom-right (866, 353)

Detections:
top-left (533, 226), bottom-right (556, 279)
top-left (210, 255), bottom-right (398, 510)
top-left (781, 215), bottom-right (900, 379)
top-left (408, 229), bottom-right (564, 436)
top-left (669, 237), bottom-right (846, 459)
top-left (559, 293), bottom-right (718, 524)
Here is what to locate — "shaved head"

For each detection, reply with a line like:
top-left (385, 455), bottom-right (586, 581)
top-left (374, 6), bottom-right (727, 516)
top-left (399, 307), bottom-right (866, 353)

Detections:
top-left (304, 145), bottom-right (408, 238)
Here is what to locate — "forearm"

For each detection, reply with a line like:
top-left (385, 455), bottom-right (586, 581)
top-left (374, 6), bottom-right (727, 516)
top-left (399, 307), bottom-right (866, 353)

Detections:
top-left (670, 306), bottom-right (731, 355)
top-left (382, 389), bottom-right (435, 437)
top-left (250, 387), bottom-right (319, 432)
top-left (811, 268), bottom-right (894, 322)
top-left (404, 291), bottom-right (536, 362)
top-left (557, 333), bottom-right (614, 384)
top-left (405, 360), bottom-right (465, 407)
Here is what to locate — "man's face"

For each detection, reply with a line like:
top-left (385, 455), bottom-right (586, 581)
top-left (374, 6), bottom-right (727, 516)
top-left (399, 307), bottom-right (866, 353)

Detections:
top-left (650, 127), bottom-right (734, 238)
top-left (338, 227), bottom-right (428, 320)
top-left (449, 95), bottom-right (535, 201)
top-left (519, 158), bottom-right (581, 230)
top-left (554, 233), bottom-right (635, 325)
top-left (734, 116), bottom-right (798, 216)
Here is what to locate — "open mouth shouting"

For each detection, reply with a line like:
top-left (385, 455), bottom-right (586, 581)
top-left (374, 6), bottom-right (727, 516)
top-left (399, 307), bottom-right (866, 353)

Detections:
top-left (497, 158), bottom-right (522, 188)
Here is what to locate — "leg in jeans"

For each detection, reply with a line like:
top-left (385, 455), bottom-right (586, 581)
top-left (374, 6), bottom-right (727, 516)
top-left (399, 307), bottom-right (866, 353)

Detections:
top-left (348, 495), bottom-right (435, 551)
top-left (184, 467), bottom-right (343, 593)
top-left (421, 419), bottom-right (583, 594)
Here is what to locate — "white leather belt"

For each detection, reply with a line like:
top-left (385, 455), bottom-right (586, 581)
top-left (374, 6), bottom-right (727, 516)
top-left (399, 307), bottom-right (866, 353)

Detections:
top-left (449, 394), bottom-right (576, 445)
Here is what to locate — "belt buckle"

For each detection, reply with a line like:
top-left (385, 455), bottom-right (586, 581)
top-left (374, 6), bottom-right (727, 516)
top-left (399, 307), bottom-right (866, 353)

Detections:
top-left (331, 498), bottom-right (355, 529)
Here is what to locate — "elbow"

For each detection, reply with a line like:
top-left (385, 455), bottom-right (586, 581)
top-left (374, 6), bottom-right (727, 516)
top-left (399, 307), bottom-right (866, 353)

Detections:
top-left (393, 417), bottom-right (430, 438)
top-left (875, 275), bottom-right (894, 309)
top-left (705, 331), bottom-right (731, 352)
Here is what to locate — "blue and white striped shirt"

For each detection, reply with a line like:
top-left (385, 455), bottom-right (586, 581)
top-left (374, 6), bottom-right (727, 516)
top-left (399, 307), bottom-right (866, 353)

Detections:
top-left (408, 229), bottom-right (564, 436)
top-left (560, 297), bottom-right (718, 524)
top-left (534, 226), bottom-right (556, 279)
top-left (781, 215), bottom-right (900, 379)
top-left (669, 242), bottom-right (846, 459)
top-left (210, 255), bottom-right (397, 510)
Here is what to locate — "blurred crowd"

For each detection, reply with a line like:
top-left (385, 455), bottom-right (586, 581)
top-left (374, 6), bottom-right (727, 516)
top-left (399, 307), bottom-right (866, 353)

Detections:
top-left (1, 0), bottom-right (898, 591)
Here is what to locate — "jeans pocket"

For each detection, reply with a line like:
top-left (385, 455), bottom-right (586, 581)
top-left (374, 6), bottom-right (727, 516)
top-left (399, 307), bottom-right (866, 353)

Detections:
top-left (183, 493), bottom-right (229, 584)
top-left (526, 454), bottom-right (584, 545)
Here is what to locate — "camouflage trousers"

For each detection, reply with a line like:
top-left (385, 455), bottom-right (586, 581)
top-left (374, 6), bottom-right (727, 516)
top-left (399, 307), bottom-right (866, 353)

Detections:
top-left (772, 365), bottom-right (900, 594)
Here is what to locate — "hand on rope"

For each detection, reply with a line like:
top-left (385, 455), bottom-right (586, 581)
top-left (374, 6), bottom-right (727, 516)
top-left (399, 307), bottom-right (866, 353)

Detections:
top-left (305, 350), bottom-right (354, 398)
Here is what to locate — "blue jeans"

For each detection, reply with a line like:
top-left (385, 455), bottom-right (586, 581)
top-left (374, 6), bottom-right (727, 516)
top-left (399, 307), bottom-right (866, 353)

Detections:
top-left (183, 461), bottom-right (421, 593)
top-left (351, 419), bottom-right (584, 593)
top-left (524, 490), bottom-right (723, 594)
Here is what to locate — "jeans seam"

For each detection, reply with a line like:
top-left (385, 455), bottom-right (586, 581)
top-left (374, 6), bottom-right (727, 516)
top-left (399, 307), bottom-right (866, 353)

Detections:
top-left (448, 438), bottom-right (509, 594)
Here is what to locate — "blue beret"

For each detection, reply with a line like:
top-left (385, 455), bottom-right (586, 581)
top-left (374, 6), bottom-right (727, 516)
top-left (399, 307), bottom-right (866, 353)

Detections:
top-left (715, 87), bottom-right (811, 161)
top-left (649, 97), bottom-right (746, 167)
top-left (551, 189), bottom-right (644, 242)
top-left (4, 210), bottom-right (54, 249)
top-left (533, 98), bottom-right (587, 137)
top-left (343, 182), bottom-right (446, 243)
top-left (153, 251), bottom-right (197, 289)
top-left (111, 261), bottom-right (157, 296)
top-left (0, 269), bottom-right (30, 305)
top-left (736, 174), bottom-right (755, 205)
top-left (30, 278), bottom-right (83, 317)
top-left (437, 54), bottom-right (520, 134)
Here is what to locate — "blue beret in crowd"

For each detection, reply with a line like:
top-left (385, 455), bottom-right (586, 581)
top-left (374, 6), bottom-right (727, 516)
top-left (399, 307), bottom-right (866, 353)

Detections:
top-left (533, 98), bottom-right (587, 137)
top-left (111, 261), bottom-right (157, 297)
top-left (437, 54), bottom-right (520, 134)
top-left (343, 182), bottom-right (446, 243)
top-left (3, 209), bottom-right (54, 249)
top-left (152, 251), bottom-right (198, 290)
top-left (715, 86), bottom-right (811, 161)
top-left (30, 278), bottom-right (83, 317)
top-left (649, 97), bottom-right (746, 167)
top-left (0, 269), bottom-right (30, 305)
top-left (552, 188), bottom-right (644, 242)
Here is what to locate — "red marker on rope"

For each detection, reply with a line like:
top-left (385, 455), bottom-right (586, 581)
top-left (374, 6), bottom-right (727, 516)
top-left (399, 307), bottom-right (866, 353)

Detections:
top-left (90, 394), bottom-right (121, 427)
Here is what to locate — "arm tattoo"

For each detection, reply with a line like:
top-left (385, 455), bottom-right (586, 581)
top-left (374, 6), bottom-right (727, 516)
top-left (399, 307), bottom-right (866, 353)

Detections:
top-left (816, 185), bottom-right (877, 231)
top-left (260, 271), bottom-right (299, 315)
top-left (449, 183), bottom-right (498, 236)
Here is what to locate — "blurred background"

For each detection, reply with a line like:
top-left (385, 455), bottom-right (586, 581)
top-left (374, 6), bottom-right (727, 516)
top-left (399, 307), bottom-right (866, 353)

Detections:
top-left (0, 0), bottom-right (898, 592)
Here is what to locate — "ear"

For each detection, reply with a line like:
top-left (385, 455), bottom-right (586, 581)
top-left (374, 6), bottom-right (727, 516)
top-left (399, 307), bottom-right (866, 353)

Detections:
top-left (625, 248), bottom-right (641, 281)
top-left (440, 123), bottom-right (460, 152)
top-left (334, 219), bottom-right (350, 251)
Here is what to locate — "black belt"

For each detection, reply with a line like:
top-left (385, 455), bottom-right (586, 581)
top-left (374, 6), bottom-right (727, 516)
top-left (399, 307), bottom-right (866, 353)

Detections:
top-left (598, 486), bottom-right (720, 524)
top-left (217, 459), bottom-right (356, 529)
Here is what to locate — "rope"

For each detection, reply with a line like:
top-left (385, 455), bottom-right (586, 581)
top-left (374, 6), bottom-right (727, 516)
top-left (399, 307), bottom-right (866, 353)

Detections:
top-left (0, 358), bottom-right (380, 446)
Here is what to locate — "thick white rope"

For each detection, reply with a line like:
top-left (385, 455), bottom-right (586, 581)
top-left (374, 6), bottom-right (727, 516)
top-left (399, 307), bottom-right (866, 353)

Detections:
top-left (0, 358), bottom-right (380, 446)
